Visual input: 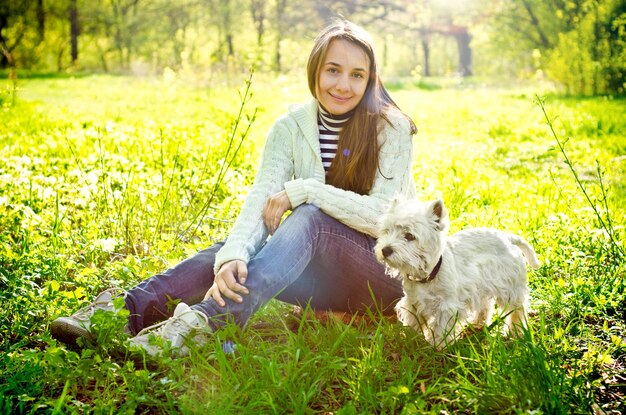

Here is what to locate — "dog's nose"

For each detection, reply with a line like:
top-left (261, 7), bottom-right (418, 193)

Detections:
top-left (382, 246), bottom-right (393, 258)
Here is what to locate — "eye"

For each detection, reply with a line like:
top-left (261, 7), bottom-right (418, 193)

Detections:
top-left (404, 233), bottom-right (415, 241)
top-left (352, 72), bottom-right (364, 79)
top-left (327, 67), bottom-right (338, 74)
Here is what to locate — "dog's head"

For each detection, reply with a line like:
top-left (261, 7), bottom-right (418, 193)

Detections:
top-left (374, 195), bottom-right (449, 280)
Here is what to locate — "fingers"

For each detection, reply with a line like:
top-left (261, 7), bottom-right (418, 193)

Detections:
top-left (264, 211), bottom-right (282, 235)
top-left (215, 278), bottom-right (244, 305)
top-left (208, 260), bottom-right (249, 307)
top-left (203, 286), bottom-right (214, 301)
top-left (262, 200), bottom-right (280, 234)
top-left (237, 261), bottom-right (248, 285)
top-left (263, 191), bottom-right (292, 235)
top-left (206, 285), bottom-right (225, 307)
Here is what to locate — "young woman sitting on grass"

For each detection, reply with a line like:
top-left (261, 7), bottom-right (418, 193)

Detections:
top-left (51, 19), bottom-right (418, 357)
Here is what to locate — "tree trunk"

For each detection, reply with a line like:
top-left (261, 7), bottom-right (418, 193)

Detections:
top-left (275, 37), bottom-right (281, 71)
top-left (95, 40), bottom-right (109, 72)
top-left (37, 0), bottom-right (45, 44)
top-left (422, 38), bottom-right (430, 77)
top-left (57, 45), bottom-right (65, 72)
top-left (250, 0), bottom-right (265, 46)
top-left (226, 33), bottom-right (234, 56)
top-left (70, 0), bottom-right (79, 64)
top-left (273, 0), bottom-right (287, 72)
top-left (592, 0), bottom-right (600, 94)
top-left (0, 10), bottom-right (11, 68)
top-left (455, 31), bottom-right (472, 76)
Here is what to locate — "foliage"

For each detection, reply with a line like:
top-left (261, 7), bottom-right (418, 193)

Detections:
top-left (2, 1), bottom-right (626, 94)
top-left (545, 0), bottom-right (626, 95)
top-left (0, 75), bottom-right (625, 413)
top-left (483, 0), bottom-right (626, 95)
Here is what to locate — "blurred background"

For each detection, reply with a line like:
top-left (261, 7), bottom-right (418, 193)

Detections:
top-left (1, 0), bottom-right (625, 95)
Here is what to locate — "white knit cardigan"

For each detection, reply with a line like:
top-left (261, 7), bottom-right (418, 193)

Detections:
top-left (213, 98), bottom-right (416, 273)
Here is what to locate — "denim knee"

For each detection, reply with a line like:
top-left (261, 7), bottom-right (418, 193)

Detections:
top-left (291, 203), bottom-right (321, 218)
top-left (284, 204), bottom-right (323, 229)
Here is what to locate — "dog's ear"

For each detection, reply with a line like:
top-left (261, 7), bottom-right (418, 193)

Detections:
top-left (431, 199), bottom-right (449, 231)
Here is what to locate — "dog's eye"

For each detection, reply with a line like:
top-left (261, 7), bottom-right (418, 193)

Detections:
top-left (404, 233), bottom-right (415, 241)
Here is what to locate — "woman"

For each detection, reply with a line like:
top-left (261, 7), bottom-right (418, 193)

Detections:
top-left (51, 19), bottom-right (417, 357)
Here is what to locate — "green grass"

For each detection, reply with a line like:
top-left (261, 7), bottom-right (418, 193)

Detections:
top-left (1, 73), bottom-right (625, 414)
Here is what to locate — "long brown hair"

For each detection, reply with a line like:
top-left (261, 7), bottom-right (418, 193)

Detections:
top-left (307, 19), bottom-right (416, 195)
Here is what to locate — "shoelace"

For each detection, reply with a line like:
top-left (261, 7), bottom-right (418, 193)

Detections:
top-left (73, 288), bottom-right (121, 321)
top-left (135, 310), bottom-right (207, 339)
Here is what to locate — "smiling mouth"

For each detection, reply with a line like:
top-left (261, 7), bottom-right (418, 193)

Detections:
top-left (329, 93), bottom-right (352, 102)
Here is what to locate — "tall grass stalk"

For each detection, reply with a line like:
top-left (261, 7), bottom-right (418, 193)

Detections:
top-left (152, 129), bottom-right (181, 247)
top-left (63, 127), bottom-right (97, 203)
top-left (96, 129), bottom-right (110, 231)
top-left (52, 379), bottom-right (70, 415)
top-left (177, 69), bottom-right (258, 243)
top-left (536, 95), bottom-right (624, 262)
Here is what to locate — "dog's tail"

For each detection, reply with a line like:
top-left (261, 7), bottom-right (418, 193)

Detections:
top-left (509, 234), bottom-right (541, 269)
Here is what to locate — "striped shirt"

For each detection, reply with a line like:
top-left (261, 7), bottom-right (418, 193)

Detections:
top-left (318, 106), bottom-right (353, 173)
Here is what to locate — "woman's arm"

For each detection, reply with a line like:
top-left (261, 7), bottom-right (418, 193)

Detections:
top-left (283, 116), bottom-right (415, 237)
top-left (213, 120), bottom-right (295, 273)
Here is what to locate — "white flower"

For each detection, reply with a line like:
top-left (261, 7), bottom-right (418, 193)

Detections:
top-left (95, 237), bottom-right (119, 253)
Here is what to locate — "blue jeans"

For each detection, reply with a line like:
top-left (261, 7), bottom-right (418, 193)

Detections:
top-left (124, 204), bottom-right (402, 334)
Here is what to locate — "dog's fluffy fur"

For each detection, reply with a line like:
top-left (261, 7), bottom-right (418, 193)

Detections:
top-left (375, 195), bottom-right (540, 348)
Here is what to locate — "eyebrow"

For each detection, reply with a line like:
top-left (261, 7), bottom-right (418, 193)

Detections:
top-left (325, 61), bottom-right (368, 73)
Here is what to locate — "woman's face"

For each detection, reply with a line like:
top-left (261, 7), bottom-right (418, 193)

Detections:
top-left (316, 38), bottom-right (370, 115)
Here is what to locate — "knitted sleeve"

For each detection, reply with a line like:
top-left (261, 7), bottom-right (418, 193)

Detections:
top-left (283, 114), bottom-right (415, 237)
top-left (213, 119), bottom-right (295, 273)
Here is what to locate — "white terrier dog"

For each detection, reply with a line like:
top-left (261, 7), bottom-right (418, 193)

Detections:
top-left (375, 196), bottom-right (540, 349)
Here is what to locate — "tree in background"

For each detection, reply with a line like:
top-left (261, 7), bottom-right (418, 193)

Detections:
top-left (545, 0), bottom-right (626, 94)
top-left (250, 0), bottom-right (266, 47)
top-left (140, 0), bottom-right (200, 71)
top-left (205, 0), bottom-right (243, 62)
top-left (273, 0), bottom-right (289, 72)
top-left (111, 0), bottom-right (141, 70)
top-left (0, 0), bottom-right (35, 69)
top-left (421, 1), bottom-right (479, 77)
top-left (0, 0), bottom-right (624, 95)
top-left (487, 0), bottom-right (625, 94)
top-left (70, 0), bottom-right (77, 64)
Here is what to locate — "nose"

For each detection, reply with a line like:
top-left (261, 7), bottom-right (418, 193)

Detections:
top-left (335, 74), bottom-right (350, 92)
top-left (382, 246), bottom-right (393, 258)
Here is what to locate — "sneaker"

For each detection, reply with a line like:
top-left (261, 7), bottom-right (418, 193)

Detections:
top-left (128, 302), bottom-right (210, 357)
top-left (50, 288), bottom-right (124, 346)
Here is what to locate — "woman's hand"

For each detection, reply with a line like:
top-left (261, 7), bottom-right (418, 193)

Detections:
top-left (204, 260), bottom-right (249, 307)
top-left (262, 190), bottom-right (292, 235)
